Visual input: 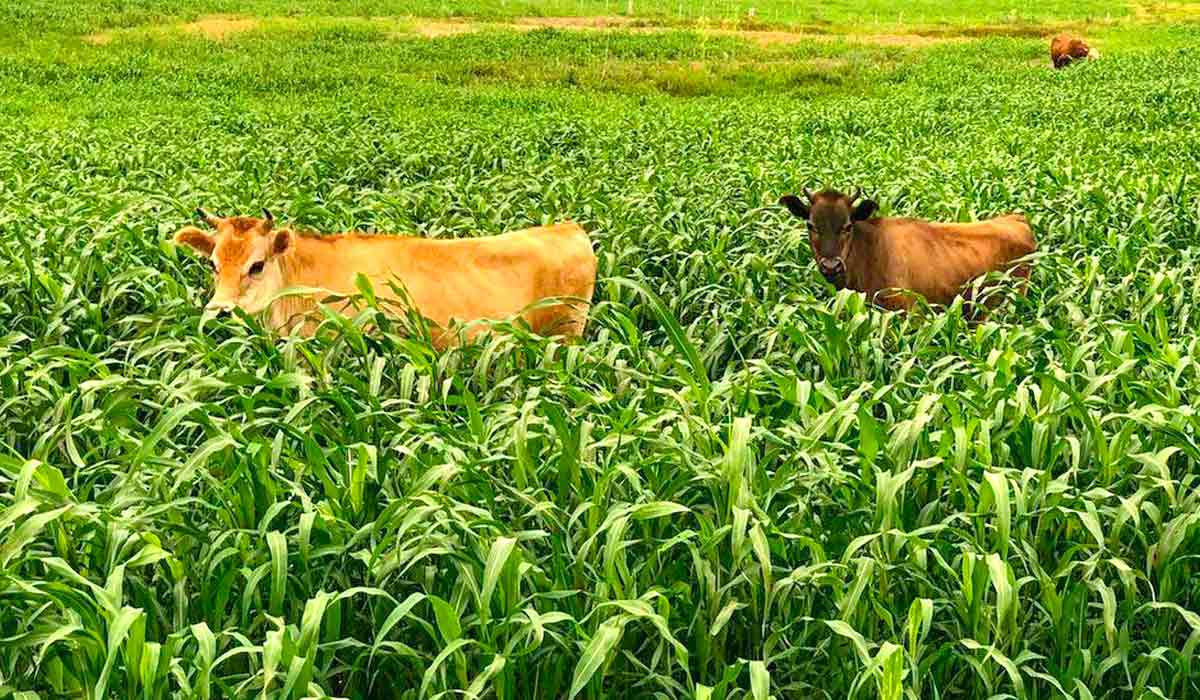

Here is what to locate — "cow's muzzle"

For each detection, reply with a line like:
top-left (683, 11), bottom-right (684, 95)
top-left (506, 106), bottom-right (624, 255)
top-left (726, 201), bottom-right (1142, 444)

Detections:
top-left (819, 257), bottom-right (846, 279)
top-left (204, 300), bottom-right (236, 320)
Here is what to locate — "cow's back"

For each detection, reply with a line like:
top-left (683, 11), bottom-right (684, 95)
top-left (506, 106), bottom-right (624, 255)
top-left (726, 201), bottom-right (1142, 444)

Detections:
top-left (928, 214), bottom-right (1034, 255)
top-left (864, 214), bottom-right (1034, 308)
top-left (379, 222), bottom-right (596, 343)
top-left (277, 222), bottom-right (596, 345)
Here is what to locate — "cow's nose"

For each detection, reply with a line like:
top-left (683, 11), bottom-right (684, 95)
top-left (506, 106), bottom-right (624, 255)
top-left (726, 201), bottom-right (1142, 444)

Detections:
top-left (820, 259), bottom-right (844, 274)
top-left (204, 302), bottom-right (235, 319)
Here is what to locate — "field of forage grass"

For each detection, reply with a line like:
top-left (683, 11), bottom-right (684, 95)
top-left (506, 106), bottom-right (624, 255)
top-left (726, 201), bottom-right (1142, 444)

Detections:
top-left (1, 4), bottom-right (1200, 700)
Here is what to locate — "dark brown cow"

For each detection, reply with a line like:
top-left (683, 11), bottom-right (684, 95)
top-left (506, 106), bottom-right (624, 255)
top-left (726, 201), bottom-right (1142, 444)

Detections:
top-left (779, 188), bottom-right (1036, 312)
top-left (1051, 34), bottom-right (1099, 69)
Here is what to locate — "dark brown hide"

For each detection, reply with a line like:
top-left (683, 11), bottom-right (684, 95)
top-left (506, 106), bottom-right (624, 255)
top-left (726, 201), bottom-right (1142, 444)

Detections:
top-left (1051, 34), bottom-right (1097, 69)
top-left (780, 189), bottom-right (1036, 312)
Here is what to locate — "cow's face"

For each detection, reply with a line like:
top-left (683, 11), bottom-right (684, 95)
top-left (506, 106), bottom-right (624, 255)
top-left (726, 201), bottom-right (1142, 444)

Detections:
top-left (1068, 39), bottom-right (1098, 61)
top-left (779, 189), bottom-right (878, 286)
top-left (174, 208), bottom-right (293, 317)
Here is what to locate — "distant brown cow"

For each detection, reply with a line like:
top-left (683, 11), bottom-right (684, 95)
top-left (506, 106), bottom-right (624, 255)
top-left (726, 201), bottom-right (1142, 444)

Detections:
top-left (779, 189), bottom-right (1036, 312)
top-left (1051, 34), bottom-right (1099, 69)
top-left (174, 209), bottom-right (596, 347)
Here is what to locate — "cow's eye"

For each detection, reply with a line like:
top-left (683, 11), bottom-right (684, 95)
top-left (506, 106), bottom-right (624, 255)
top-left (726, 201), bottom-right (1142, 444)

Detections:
top-left (248, 261), bottom-right (265, 277)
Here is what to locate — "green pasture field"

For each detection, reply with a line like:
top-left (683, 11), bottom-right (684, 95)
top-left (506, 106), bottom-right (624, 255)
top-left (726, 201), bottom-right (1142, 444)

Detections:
top-left (0, 0), bottom-right (1142, 35)
top-left (1, 1), bottom-right (1200, 699)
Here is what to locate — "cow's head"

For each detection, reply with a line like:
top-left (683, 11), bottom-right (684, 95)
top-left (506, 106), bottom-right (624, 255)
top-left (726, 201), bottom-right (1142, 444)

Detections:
top-left (1070, 39), bottom-right (1098, 61)
top-left (1054, 36), bottom-right (1099, 67)
top-left (174, 208), bottom-right (293, 317)
top-left (779, 188), bottom-right (878, 286)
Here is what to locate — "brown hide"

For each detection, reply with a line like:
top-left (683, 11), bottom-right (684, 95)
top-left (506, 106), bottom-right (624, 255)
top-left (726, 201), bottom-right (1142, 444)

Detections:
top-left (841, 214), bottom-right (1036, 311)
top-left (1051, 34), bottom-right (1097, 69)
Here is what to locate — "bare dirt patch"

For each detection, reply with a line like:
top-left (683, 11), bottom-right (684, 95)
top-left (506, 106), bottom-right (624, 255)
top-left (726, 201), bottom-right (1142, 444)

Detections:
top-left (181, 16), bottom-right (259, 41)
top-left (406, 19), bottom-right (476, 38)
top-left (1132, 1), bottom-right (1200, 21)
top-left (466, 17), bottom-right (966, 47)
top-left (512, 16), bottom-right (639, 29)
top-left (846, 32), bottom-right (963, 46)
top-left (82, 12), bottom-right (1104, 51)
top-left (499, 17), bottom-right (963, 47)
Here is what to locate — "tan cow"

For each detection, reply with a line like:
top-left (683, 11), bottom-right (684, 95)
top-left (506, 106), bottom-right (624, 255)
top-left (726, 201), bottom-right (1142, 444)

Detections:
top-left (779, 188), bottom-right (1036, 313)
top-left (174, 209), bottom-right (596, 347)
top-left (1051, 34), bottom-right (1099, 69)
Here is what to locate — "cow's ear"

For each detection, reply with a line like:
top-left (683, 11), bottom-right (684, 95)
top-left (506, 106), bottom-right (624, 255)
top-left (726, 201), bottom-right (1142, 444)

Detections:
top-left (852, 199), bottom-right (879, 222)
top-left (779, 194), bottom-right (810, 219)
top-left (175, 226), bottom-right (215, 256)
top-left (272, 229), bottom-right (292, 256)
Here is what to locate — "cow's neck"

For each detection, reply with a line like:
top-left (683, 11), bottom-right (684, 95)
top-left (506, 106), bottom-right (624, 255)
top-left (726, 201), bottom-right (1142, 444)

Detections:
top-left (846, 224), bottom-right (887, 297)
top-left (267, 232), bottom-right (408, 333)
top-left (276, 233), bottom-right (322, 288)
top-left (268, 233), bottom-right (328, 332)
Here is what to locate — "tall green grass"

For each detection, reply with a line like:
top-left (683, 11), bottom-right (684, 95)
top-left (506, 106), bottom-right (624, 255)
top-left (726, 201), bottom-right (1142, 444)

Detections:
top-left (1, 8), bottom-right (1200, 700)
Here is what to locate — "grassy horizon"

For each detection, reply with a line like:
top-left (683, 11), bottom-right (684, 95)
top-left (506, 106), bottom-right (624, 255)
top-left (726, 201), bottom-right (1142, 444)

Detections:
top-left (5, 0), bottom-right (1189, 38)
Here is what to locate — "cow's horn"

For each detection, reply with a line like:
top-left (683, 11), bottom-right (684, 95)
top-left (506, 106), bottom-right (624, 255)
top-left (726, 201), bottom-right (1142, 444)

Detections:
top-left (849, 188), bottom-right (863, 204)
top-left (803, 186), bottom-right (815, 201)
top-left (262, 208), bottom-right (274, 230)
top-left (196, 207), bottom-right (219, 226)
